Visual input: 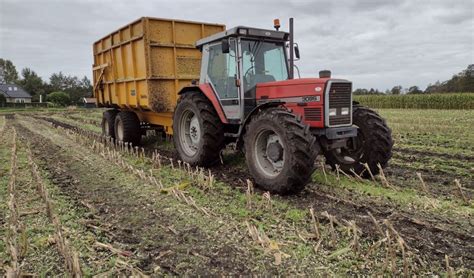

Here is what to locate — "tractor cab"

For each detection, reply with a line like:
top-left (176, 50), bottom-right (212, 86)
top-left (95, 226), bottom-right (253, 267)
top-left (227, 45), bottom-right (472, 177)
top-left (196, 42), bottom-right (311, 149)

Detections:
top-left (196, 26), bottom-right (292, 122)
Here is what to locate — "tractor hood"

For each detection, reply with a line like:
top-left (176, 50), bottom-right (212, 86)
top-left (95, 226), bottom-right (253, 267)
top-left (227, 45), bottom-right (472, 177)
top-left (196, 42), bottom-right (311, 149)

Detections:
top-left (256, 78), bottom-right (331, 88)
top-left (256, 78), bottom-right (349, 100)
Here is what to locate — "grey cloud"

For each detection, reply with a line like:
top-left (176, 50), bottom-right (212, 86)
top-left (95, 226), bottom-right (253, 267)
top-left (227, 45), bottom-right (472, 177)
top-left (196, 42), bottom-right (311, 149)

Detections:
top-left (437, 8), bottom-right (473, 25)
top-left (0, 0), bottom-right (472, 91)
top-left (350, 0), bottom-right (405, 12)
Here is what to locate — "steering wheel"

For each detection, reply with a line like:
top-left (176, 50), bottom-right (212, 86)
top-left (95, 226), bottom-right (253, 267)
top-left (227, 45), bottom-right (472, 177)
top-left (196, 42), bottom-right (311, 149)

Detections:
top-left (244, 66), bottom-right (255, 86)
top-left (244, 66), bottom-right (255, 79)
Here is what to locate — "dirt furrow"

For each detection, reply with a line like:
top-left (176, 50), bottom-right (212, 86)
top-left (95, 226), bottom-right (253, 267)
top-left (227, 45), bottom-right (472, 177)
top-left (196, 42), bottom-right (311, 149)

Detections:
top-left (13, 117), bottom-right (273, 275)
top-left (30, 114), bottom-right (474, 269)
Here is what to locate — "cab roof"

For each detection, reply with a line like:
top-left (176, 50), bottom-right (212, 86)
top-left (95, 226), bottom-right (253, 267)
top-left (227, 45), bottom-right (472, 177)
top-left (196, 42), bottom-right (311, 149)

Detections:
top-left (196, 26), bottom-right (289, 48)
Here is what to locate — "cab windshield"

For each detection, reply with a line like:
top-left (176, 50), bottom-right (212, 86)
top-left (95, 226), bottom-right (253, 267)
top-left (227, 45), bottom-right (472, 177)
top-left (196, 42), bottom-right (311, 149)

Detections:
top-left (241, 40), bottom-right (288, 91)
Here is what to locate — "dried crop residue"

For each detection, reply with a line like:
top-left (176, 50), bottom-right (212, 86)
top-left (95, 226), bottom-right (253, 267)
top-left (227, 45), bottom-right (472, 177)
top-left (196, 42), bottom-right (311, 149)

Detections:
top-left (12, 118), bottom-right (269, 275)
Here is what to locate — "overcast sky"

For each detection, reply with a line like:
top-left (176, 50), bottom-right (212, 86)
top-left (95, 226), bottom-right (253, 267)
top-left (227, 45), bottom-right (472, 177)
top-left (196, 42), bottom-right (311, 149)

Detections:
top-left (1, 0), bottom-right (473, 90)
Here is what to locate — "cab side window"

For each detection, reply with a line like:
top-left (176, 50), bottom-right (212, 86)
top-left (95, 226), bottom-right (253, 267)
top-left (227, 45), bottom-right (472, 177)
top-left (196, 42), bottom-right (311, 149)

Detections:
top-left (207, 42), bottom-right (238, 99)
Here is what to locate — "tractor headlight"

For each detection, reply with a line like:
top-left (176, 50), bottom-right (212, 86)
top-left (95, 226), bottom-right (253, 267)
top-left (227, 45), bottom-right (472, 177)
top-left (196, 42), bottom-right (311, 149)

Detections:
top-left (341, 107), bottom-right (349, 115)
top-left (329, 108), bottom-right (337, 116)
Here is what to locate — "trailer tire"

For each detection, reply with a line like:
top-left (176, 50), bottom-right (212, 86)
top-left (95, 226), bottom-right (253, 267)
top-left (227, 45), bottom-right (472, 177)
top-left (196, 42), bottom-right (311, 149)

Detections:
top-left (114, 111), bottom-right (141, 145)
top-left (244, 107), bottom-right (319, 194)
top-left (324, 106), bottom-right (393, 177)
top-left (173, 91), bottom-right (224, 166)
top-left (102, 110), bottom-right (119, 138)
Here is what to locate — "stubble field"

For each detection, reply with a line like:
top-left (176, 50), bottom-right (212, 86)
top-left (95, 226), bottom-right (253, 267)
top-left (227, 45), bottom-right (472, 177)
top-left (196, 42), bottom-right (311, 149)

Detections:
top-left (0, 108), bottom-right (472, 276)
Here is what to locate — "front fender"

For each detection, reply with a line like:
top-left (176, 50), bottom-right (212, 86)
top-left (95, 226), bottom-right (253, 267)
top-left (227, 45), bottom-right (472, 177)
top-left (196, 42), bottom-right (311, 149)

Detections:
top-left (178, 85), bottom-right (228, 124)
top-left (236, 101), bottom-right (283, 149)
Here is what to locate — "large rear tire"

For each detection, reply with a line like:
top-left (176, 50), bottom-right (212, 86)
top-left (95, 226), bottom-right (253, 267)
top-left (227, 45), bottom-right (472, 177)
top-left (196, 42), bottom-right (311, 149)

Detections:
top-left (102, 109), bottom-right (118, 138)
top-left (324, 105), bottom-right (393, 177)
top-left (114, 111), bottom-right (142, 145)
top-left (244, 107), bottom-right (319, 194)
top-left (173, 91), bottom-right (225, 166)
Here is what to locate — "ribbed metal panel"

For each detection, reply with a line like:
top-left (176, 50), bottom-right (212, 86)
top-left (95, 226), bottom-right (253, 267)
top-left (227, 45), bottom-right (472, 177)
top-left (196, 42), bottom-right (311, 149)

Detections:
top-left (304, 107), bottom-right (322, 121)
top-left (328, 82), bottom-right (352, 126)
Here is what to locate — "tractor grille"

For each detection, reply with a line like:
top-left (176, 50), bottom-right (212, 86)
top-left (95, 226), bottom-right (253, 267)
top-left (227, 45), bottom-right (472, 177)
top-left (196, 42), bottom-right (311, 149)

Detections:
top-left (327, 82), bottom-right (352, 126)
top-left (304, 107), bottom-right (322, 121)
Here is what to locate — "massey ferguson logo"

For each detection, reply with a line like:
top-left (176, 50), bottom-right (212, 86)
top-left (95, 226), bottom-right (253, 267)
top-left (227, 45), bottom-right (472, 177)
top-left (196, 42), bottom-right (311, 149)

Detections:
top-left (302, 96), bottom-right (320, 102)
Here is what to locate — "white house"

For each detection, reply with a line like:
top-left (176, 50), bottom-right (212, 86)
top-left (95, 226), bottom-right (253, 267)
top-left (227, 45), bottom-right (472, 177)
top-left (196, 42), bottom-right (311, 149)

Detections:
top-left (0, 84), bottom-right (32, 103)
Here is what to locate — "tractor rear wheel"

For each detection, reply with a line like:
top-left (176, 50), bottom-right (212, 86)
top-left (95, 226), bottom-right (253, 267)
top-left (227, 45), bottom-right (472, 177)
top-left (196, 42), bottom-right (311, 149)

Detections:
top-left (114, 111), bottom-right (142, 145)
top-left (102, 109), bottom-right (118, 138)
top-left (173, 91), bottom-right (224, 166)
top-left (244, 107), bottom-right (319, 194)
top-left (324, 105), bottom-right (393, 177)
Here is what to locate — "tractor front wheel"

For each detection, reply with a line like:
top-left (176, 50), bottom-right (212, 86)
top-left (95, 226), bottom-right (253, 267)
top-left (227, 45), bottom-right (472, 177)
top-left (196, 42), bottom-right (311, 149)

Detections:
top-left (173, 91), bottom-right (225, 166)
top-left (244, 107), bottom-right (319, 194)
top-left (324, 105), bottom-right (393, 177)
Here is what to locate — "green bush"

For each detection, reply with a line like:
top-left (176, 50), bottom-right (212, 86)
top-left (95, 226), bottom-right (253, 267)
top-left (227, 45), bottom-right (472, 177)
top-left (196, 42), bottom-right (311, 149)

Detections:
top-left (354, 93), bottom-right (474, 109)
top-left (47, 91), bottom-right (70, 106)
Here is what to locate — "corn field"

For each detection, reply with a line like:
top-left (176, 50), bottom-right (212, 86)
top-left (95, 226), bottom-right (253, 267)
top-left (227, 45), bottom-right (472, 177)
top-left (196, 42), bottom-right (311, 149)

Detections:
top-left (354, 93), bottom-right (474, 109)
top-left (0, 109), bottom-right (472, 276)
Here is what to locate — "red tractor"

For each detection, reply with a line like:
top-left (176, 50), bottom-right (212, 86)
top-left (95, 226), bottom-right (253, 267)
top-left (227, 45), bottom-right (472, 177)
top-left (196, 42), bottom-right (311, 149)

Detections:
top-left (172, 18), bottom-right (393, 194)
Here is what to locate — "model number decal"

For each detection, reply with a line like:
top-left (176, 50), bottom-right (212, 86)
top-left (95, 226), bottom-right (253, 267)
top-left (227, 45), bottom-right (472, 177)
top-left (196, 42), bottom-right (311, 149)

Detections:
top-left (302, 96), bottom-right (320, 102)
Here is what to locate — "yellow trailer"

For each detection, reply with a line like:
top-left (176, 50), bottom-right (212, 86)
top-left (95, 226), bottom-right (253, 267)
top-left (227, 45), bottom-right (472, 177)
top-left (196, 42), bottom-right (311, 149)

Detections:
top-left (93, 17), bottom-right (225, 133)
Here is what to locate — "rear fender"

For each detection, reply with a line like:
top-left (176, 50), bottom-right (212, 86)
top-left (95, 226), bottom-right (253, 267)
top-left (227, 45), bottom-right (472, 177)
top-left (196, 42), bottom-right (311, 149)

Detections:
top-left (178, 84), bottom-right (228, 124)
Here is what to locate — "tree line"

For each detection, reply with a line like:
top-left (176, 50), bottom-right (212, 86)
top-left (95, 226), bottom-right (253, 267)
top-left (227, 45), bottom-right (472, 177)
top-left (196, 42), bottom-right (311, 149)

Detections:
top-left (353, 64), bottom-right (474, 95)
top-left (0, 58), bottom-right (92, 106)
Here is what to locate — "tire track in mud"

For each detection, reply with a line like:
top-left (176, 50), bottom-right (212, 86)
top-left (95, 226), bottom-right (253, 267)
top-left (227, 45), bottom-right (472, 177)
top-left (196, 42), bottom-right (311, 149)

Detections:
top-left (392, 147), bottom-right (474, 162)
top-left (32, 115), bottom-right (474, 269)
top-left (13, 116), bottom-right (272, 275)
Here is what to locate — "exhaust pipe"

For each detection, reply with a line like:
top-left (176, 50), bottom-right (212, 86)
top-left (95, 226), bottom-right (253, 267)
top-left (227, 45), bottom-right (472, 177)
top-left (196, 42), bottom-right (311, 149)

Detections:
top-left (319, 70), bottom-right (331, 78)
top-left (289, 18), bottom-right (294, 79)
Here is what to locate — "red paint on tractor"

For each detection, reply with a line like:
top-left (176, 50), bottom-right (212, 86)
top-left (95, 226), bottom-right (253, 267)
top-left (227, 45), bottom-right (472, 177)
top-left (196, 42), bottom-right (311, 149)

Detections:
top-left (199, 83), bottom-right (229, 124)
top-left (256, 78), bottom-right (328, 127)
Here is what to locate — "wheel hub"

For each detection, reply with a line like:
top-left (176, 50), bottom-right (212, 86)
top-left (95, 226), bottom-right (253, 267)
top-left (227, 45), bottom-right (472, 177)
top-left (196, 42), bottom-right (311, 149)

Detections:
top-left (254, 131), bottom-right (285, 177)
top-left (267, 142), bottom-right (283, 162)
top-left (104, 121), bottom-right (109, 136)
top-left (189, 116), bottom-right (200, 144)
top-left (179, 110), bottom-right (201, 157)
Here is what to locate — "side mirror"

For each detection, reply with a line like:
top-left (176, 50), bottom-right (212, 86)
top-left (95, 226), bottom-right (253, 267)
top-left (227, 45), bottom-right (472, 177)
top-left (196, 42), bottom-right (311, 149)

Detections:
top-left (222, 39), bottom-right (230, 54)
top-left (294, 44), bottom-right (300, 59)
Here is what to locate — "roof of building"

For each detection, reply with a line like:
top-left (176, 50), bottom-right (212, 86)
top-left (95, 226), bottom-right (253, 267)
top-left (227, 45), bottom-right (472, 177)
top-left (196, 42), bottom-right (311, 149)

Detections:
top-left (0, 84), bottom-right (32, 98)
top-left (83, 97), bottom-right (97, 103)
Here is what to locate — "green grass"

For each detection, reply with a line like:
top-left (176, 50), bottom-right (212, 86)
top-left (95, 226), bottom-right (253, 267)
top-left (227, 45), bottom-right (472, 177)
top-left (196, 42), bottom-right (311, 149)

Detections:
top-left (377, 109), bottom-right (474, 156)
top-left (313, 171), bottom-right (474, 218)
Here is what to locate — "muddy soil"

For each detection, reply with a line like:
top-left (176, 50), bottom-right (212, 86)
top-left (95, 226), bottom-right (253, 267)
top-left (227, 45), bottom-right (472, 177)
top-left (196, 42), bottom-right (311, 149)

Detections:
top-left (27, 115), bottom-right (474, 269)
top-left (13, 120), bottom-right (271, 275)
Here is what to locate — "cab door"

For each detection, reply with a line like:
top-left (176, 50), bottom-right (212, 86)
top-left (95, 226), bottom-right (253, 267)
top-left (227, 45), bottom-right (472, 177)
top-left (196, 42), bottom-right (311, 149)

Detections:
top-left (200, 40), bottom-right (241, 121)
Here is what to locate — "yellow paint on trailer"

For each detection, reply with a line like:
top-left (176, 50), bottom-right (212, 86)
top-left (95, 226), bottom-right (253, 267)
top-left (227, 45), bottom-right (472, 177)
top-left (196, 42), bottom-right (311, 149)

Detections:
top-left (136, 111), bottom-right (174, 135)
top-left (92, 17), bottom-right (225, 132)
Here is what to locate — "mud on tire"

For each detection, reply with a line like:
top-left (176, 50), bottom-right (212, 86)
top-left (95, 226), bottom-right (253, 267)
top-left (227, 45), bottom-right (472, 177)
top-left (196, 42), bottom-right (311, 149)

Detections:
top-left (102, 109), bottom-right (118, 138)
top-left (173, 91), bottom-right (225, 166)
top-left (114, 111), bottom-right (142, 145)
top-left (244, 107), bottom-right (319, 194)
top-left (324, 105), bottom-right (393, 177)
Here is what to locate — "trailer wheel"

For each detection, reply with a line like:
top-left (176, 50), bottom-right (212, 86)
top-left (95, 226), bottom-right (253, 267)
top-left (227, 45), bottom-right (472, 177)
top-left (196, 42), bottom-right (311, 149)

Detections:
top-left (173, 91), bottom-right (224, 166)
top-left (324, 106), bottom-right (393, 177)
top-left (114, 111), bottom-right (141, 145)
top-left (244, 107), bottom-right (319, 194)
top-left (102, 110), bottom-right (118, 138)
